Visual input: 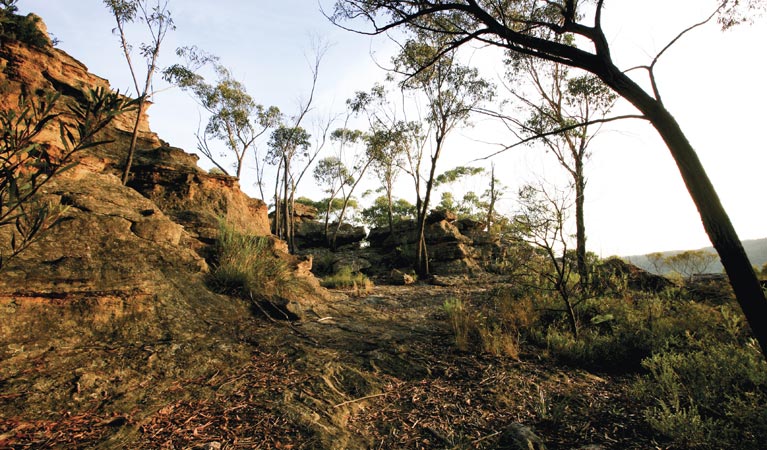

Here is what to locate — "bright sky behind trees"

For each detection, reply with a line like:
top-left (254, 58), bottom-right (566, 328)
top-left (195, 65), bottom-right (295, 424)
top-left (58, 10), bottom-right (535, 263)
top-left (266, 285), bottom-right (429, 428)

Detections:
top-left (17, 0), bottom-right (767, 257)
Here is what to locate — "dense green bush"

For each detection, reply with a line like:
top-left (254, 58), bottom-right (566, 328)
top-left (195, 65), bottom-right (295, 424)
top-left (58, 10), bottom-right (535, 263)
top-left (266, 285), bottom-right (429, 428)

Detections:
top-left (633, 340), bottom-right (767, 449)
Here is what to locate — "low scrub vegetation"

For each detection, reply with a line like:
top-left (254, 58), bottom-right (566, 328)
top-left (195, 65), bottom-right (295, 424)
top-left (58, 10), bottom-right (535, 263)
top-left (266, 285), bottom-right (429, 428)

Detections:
top-left (443, 264), bottom-right (767, 449)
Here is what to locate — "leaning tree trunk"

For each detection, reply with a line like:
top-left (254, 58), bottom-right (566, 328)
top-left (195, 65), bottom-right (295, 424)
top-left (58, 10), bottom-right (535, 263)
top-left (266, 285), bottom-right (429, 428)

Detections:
top-left (603, 63), bottom-right (767, 357)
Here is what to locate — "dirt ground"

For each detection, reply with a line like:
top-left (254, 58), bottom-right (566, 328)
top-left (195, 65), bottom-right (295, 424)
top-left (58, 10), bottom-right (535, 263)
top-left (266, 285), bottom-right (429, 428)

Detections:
top-left (0, 281), bottom-right (660, 449)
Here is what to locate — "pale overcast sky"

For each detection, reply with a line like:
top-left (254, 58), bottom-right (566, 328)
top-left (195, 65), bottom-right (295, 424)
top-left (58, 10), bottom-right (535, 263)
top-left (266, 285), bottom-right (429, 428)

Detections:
top-left (16, 1), bottom-right (767, 257)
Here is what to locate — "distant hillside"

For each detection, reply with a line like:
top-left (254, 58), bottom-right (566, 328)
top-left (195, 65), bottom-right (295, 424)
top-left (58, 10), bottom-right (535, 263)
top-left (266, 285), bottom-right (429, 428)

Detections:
top-left (624, 238), bottom-right (767, 275)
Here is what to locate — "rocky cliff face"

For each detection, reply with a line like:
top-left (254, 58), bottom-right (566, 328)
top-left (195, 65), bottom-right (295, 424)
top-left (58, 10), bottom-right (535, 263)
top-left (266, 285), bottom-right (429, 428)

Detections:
top-left (0, 17), bottom-right (320, 418)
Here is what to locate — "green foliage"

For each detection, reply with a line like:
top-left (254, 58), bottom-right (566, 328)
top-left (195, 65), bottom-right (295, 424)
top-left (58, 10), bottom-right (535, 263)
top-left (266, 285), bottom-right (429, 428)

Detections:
top-left (298, 196), bottom-right (359, 224)
top-left (438, 190), bottom-right (487, 222)
top-left (164, 49), bottom-right (280, 178)
top-left (321, 265), bottom-right (373, 295)
top-left (0, 5), bottom-right (50, 48)
top-left (207, 222), bottom-right (306, 300)
top-left (633, 341), bottom-right (767, 449)
top-left (434, 165), bottom-right (484, 187)
top-left (0, 88), bottom-right (135, 270)
top-left (314, 156), bottom-right (353, 191)
top-left (360, 195), bottom-right (416, 229)
top-left (267, 125), bottom-right (311, 162)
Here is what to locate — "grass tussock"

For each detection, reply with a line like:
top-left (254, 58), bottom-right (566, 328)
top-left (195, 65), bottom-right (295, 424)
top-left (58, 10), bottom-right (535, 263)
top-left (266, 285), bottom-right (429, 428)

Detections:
top-left (443, 292), bottom-right (533, 359)
top-left (207, 222), bottom-right (307, 300)
top-left (321, 266), bottom-right (373, 296)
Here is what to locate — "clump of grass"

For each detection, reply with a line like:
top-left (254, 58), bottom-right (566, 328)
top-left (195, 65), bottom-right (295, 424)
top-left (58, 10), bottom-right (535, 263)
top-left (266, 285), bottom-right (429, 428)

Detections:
top-left (207, 222), bottom-right (306, 300)
top-left (321, 266), bottom-right (373, 296)
top-left (443, 297), bottom-right (472, 352)
top-left (443, 294), bottom-right (529, 359)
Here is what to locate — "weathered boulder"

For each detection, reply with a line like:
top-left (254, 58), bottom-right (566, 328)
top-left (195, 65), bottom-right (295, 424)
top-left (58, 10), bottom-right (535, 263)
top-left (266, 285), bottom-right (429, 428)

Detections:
top-left (426, 208), bottom-right (457, 224)
top-left (425, 220), bottom-right (473, 245)
top-left (293, 202), bottom-right (318, 222)
top-left (455, 217), bottom-right (484, 235)
top-left (128, 147), bottom-right (270, 252)
top-left (332, 255), bottom-right (372, 274)
top-left (367, 220), bottom-right (417, 250)
top-left (0, 39), bottom-right (161, 168)
top-left (390, 269), bottom-right (416, 285)
top-left (497, 423), bottom-right (547, 450)
top-left (593, 258), bottom-right (673, 293)
top-left (0, 171), bottom-right (223, 345)
top-left (367, 213), bottom-right (492, 277)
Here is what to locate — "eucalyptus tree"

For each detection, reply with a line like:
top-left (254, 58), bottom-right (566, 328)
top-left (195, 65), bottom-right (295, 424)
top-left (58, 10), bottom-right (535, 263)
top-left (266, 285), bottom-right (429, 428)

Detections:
top-left (266, 41), bottom-right (330, 252)
top-left (326, 127), bottom-right (378, 250)
top-left (164, 49), bottom-right (281, 181)
top-left (313, 155), bottom-right (354, 241)
top-left (347, 84), bottom-right (413, 235)
top-left (393, 37), bottom-right (494, 275)
top-left (331, 0), bottom-right (767, 356)
top-left (103, 0), bottom-right (174, 185)
top-left (508, 59), bottom-right (616, 285)
top-left (267, 124), bottom-right (312, 251)
top-left (516, 183), bottom-right (581, 337)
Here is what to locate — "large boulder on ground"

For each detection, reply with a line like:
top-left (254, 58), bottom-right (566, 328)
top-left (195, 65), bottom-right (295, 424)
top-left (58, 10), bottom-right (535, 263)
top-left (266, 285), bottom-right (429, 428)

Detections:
top-left (593, 258), bottom-right (673, 293)
top-left (390, 269), bottom-right (416, 285)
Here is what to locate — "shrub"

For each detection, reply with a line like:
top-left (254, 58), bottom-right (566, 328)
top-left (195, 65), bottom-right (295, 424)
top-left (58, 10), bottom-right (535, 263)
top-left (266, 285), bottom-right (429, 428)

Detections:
top-left (536, 295), bottom-right (746, 371)
top-left (632, 340), bottom-right (767, 449)
top-left (207, 222), bottom-right (306, 300)
top-left (321, 265), bottom-right (373, 295)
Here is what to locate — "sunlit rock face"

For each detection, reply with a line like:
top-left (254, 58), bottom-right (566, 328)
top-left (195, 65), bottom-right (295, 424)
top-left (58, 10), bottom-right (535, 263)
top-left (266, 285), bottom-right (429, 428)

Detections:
top-left (0, 17), bottom-right (309, 354)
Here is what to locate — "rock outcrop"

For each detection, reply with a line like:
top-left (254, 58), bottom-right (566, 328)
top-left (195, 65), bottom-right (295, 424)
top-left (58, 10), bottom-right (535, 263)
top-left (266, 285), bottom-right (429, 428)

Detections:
top-left (0, 19), bottom-right (321, 357)
top-left (366, 210), bottom-right (506, 276)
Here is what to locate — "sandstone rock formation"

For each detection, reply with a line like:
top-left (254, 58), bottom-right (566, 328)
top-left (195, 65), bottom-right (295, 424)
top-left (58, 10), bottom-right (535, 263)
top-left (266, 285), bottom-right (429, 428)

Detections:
top-left (0, 19), bottom-right (322, 354)
top-left (366, 209), bottom-right (506, 277)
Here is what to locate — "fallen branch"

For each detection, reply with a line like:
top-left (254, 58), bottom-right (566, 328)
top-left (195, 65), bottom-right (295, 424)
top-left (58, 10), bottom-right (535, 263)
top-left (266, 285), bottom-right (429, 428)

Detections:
top-left (332, 392), bottom-right (389, 408)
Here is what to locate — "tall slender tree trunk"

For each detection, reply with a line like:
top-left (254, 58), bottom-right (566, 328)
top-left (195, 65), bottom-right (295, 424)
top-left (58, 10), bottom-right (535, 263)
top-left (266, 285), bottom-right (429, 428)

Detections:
top-left (282, 160), bottom-right (291, 251)
top-left (574, 158), bottom-right (588, 286)
top-left (604, 63), bottom-right (767, 356)
top-left (121, 98), bottom-right (145, 185)
top-left (486, 164), bottom-right (496, 232)
top-left (416, 141), bottom-right (443, 277)
top-left (386, 183), bottom-right (394, 235)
